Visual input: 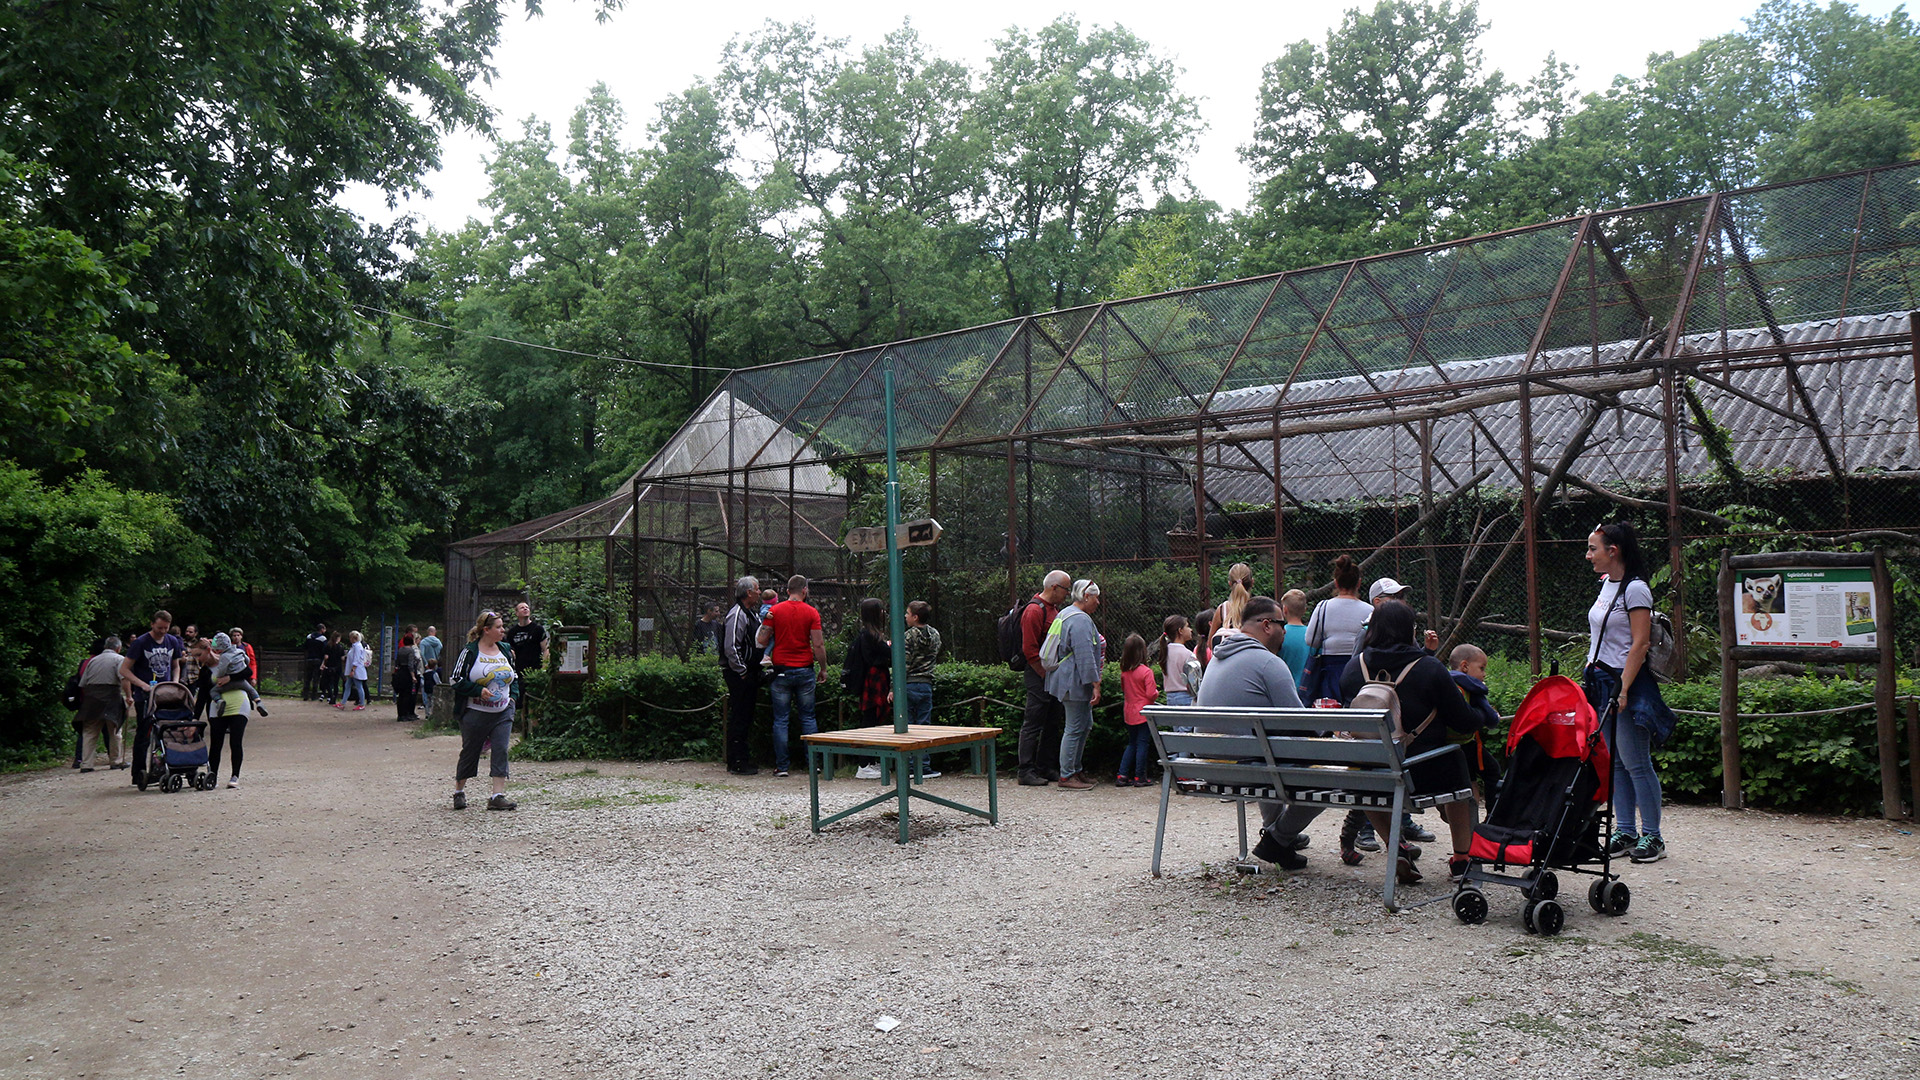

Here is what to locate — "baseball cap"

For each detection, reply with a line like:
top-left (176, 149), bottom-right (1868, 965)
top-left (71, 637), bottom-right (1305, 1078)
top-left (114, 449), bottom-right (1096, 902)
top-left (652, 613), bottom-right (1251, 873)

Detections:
top-left (1368, 578), bottom-right (1411, 602)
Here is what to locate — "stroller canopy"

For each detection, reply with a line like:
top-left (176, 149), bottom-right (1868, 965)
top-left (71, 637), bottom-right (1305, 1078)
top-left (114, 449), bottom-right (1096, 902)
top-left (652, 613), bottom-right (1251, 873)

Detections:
top-left (1506, 674), bottom-right (1612, 804)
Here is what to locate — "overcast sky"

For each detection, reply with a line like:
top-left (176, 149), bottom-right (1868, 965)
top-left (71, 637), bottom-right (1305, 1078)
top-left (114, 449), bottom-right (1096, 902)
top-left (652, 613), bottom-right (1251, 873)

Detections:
top-left (345, 0), bottom-right (1906, 232)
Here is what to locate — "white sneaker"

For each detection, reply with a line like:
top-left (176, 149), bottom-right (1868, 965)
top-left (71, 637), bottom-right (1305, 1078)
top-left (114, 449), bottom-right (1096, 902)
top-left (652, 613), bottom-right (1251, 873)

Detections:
top-left (855, 764), bottom-right (882, 780)
top-left (918, 769), bottom-right (942, 779)
top-left (226, 778), bottom-right (239, 789)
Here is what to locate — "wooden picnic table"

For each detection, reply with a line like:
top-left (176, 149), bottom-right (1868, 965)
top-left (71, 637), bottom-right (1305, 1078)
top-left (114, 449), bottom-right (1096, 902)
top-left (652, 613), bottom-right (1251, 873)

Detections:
top-left (802, 725), bottom-right (1001, 843)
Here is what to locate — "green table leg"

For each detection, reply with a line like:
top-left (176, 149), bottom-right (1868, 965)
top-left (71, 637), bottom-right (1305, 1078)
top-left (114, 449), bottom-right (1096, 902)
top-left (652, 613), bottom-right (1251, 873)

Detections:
top-left (986, 739), bottom-right (998, 823)
top-left (896, 751), bottom-right (911, 844)
top-left (808, 744), bottom-right (822, 833)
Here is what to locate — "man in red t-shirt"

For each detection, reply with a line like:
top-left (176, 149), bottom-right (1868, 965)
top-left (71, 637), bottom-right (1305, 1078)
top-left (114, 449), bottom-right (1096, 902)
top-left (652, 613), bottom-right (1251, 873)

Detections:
top-left (1018, 569), bottom-right (1072, 786)
top-left (755, 574), bottom-right (828, 777)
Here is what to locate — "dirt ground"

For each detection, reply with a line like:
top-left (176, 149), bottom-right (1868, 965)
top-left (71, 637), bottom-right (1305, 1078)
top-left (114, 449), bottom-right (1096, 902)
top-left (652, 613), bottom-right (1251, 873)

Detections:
top-left (3, 698), bottom-right (1916, 1079)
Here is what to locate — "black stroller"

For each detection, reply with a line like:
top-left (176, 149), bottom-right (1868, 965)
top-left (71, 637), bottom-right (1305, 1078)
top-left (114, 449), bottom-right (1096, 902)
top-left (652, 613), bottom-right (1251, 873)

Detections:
top-left (142, 681), bottom-right (211, 793)
top-left (1450, 675), bottom-right (1629, 935)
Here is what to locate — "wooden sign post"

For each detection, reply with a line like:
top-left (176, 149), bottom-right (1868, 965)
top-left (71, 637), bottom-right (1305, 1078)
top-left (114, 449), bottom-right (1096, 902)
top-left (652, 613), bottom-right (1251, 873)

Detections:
top-left (1719, 549), bottom-right (1904, 818)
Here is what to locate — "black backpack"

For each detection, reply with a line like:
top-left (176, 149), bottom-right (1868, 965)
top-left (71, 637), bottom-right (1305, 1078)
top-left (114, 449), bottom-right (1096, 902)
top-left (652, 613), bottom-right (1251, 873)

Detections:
top-left (997, 599), bottom-right (1042, 672)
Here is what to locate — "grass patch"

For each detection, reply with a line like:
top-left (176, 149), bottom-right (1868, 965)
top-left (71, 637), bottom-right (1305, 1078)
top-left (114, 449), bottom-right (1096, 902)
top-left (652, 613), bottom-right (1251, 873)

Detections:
top-left (544, 790), bottom-right (681, 811)
top-left (550, 767), bottom-right (602, 779)
top-left (1632, 1020), bottom-right (1705, 1067)
top-left (1498, 1014), bottom-right (1569, 1039)
top-left (1619, 932), bottom-right (1731, 968)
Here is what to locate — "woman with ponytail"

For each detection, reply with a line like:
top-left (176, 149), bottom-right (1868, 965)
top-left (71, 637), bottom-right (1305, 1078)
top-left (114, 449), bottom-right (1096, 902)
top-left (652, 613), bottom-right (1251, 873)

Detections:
top-left (1211, 563), bottom-right (1256, 647)
top-left (1155, 614), bottom-right (1198, 706)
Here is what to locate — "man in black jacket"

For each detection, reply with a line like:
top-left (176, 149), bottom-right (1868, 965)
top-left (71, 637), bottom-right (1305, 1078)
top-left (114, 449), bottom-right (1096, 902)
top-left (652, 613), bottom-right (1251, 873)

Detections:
top-left (719, 576), bottom-right (762, 776)
top-left (301, 623), bottom-right (329, 700)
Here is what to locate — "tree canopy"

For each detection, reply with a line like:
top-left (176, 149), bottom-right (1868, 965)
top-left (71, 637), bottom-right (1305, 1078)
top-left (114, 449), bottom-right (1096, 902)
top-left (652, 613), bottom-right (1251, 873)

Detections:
top-left (2, 0), bottom-right (1915, 701)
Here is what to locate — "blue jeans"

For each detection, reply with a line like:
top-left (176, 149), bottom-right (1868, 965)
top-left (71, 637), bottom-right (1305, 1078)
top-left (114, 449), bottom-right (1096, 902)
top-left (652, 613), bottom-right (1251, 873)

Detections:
top-left (345, 677), bottom-right (367, 706)
top-left (904, 682), bottom-right (933, 725)
top-left (1059, 698), bottom-right (1094, 778)
top-left (1585, 664), bottom-right (1664, 839)
top-left (768, 667), bottom-right (818, 772)
top-left (1309, 654), bottom-right (1351, 703)
top-left (1165, 690), bottom-right (1193, 706)
top-left (1117, 722), bottom-right (1153, 779)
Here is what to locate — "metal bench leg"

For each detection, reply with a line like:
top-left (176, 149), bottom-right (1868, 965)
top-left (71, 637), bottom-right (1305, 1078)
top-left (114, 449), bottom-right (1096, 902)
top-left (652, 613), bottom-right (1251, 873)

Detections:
top-left (1236, 801), bottom-right (1249, 858)
top-left (1383, 787), bottom-right (1408, 911)
top-left (1152, 773), bottom-right (1173, 878)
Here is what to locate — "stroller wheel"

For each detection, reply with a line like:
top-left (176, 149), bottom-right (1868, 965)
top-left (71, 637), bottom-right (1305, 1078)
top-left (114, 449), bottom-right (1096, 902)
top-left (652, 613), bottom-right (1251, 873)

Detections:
top-left (1527, 898), bottom-right (1565, 936)
top-left (1451, 887), bottom-right (1489, 925)
top-left (1588, 879), bottom-right (1607, 913)
top-left (1524, 870), bottom-right (1559, 902)
top-left (1601, 879), bottom-right (1630, 916)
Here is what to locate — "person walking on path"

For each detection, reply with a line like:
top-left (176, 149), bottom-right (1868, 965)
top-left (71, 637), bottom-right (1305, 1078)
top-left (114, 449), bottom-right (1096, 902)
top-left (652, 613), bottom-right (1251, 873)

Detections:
top-left (1116, 633), bottom-right (1157, 786)
top-left (301, 623), bottom-right (329, 700)
top-left (228, 628), bottom-right (267, 715)
top-left (338, 632), bottom-right (370, 710)
top-left (756, 575), bottom-right (827, 778)
top-left (1017, 570), bottom-right (1072, 786)
top-left (1584, 522), bottom-right (1677, 864)
top-left (321, 631), bottom-right (345, 705)
top-left (450, 611), bottom-right (520, 811)
top-left (1043, 579), bottom-right (1104, 790)
top-left (121, 610), bottom-right (184, 789)
top-left (75, 636), bottom-right (131, 772)
top-left (1301, 555), bottom-right (1370, 703)
top-left (718, 576), bottom-right (762, 776)
top-left (207, 633), bottom-right (253, 789)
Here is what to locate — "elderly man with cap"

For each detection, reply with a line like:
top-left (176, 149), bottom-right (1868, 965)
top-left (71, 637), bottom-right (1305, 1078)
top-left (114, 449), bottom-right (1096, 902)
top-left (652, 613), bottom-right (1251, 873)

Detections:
top-left (1367, 578), bottom-right (1440, 653)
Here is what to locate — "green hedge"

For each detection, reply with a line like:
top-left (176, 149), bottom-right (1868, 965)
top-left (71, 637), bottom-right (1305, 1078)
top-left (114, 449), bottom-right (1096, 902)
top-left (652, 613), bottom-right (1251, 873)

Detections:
top-left (517, 653), bottom-right (1914, 812)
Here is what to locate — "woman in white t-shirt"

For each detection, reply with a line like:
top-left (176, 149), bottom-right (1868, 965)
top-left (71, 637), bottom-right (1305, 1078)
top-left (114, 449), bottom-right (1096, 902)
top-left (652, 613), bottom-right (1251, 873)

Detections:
top-left (1584, 522), bottom-right (1675, 865)
top-left (451, 610), bottom-right (521, 811)
top-left (1301, 554), bottom-right (1372, 703)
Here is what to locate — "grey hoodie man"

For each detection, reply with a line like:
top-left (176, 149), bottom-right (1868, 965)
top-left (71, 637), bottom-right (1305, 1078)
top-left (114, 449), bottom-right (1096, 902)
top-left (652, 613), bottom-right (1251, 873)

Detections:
top-left (1194, 597), bottom-right (1314, 867)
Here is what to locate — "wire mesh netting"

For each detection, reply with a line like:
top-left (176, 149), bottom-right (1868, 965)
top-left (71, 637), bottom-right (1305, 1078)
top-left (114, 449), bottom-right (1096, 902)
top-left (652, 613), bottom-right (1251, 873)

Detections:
top-left (451, 162), bottom-right (1920, 671)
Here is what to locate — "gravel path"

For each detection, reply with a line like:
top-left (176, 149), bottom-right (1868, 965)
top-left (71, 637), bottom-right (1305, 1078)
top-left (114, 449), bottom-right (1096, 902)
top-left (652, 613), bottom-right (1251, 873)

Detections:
top-left (4, 699), bottom-right (1915, 1078)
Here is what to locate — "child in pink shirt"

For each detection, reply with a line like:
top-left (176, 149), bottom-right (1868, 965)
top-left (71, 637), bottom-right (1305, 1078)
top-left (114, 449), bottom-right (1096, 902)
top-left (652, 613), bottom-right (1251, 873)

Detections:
top-left (1117, 633), bottom-right (1158, 786)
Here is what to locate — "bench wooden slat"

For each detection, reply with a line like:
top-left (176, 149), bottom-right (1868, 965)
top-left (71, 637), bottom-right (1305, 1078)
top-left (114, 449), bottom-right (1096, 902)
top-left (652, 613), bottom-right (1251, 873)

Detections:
top-left (1143, 705), bottom-right (1392, 737)
top-left (1156, 732), bottom-right (1399, 767)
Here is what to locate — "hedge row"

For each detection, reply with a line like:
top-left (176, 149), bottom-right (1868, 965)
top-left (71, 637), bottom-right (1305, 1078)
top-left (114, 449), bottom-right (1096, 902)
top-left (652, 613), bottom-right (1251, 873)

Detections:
top-left (517, 655), bottom-right (1915, 814)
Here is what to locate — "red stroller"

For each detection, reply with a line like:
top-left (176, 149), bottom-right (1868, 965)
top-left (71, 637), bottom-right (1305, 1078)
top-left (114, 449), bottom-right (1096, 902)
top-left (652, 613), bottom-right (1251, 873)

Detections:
top-left (1450, 675), bottom-right (1630, 935)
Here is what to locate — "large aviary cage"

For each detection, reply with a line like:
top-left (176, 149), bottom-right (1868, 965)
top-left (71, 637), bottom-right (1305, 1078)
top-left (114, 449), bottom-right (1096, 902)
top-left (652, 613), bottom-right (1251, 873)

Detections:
top-left (449, 162), bottom-right (1920, 670)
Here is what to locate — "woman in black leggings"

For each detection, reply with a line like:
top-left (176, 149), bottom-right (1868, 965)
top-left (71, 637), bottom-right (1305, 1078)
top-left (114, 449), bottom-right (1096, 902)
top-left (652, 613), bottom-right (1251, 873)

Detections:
top-left (207, 634), bottom-right (251, 789)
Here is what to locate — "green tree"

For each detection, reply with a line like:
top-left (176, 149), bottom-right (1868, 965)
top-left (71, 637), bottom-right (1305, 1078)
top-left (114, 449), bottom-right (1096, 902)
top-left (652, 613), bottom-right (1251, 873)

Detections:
top-left (717, 20), bottom-right (989, 348)
top-left (974, 16), bottom-right (1201, 314)
top-left (0, 0), bottom-right (616, 601)
top-left (0, 463), bottom-right (207, 761)
top-left (1239, 1), bottom-right (1512, 272)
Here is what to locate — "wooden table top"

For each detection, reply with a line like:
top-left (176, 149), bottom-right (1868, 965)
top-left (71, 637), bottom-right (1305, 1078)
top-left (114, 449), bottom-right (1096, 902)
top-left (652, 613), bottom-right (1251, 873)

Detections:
top-left (801, 725), bottom-right (1003, 751)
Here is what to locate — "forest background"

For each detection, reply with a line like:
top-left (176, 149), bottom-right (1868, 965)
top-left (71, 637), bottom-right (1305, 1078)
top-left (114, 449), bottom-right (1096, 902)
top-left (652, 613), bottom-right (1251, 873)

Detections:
top-left (3, 0), bottom-right (1919, 761)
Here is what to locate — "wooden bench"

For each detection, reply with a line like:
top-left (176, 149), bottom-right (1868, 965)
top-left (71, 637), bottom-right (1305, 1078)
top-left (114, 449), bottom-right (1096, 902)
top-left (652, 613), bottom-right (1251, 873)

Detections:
top-left (1142, 704), bottom-right (1477, 911)
top-left (802, 725), bottom-right (1001, 844)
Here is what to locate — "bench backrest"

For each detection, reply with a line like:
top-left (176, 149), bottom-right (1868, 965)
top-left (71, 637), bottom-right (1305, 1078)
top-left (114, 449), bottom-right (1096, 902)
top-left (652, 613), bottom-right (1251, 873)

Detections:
top-left (1141, 704), bottom-right (1405, 793)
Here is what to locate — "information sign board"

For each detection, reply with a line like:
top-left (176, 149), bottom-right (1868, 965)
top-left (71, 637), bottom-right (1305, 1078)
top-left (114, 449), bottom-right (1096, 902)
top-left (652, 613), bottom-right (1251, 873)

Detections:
top-left (1732, 566), bottom-right (1876, 648)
